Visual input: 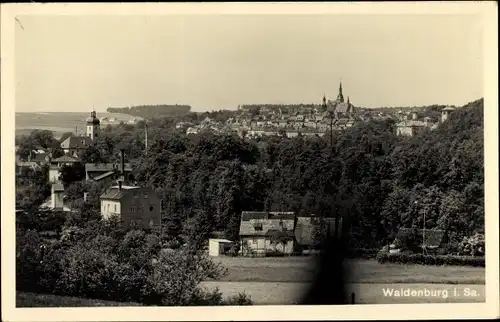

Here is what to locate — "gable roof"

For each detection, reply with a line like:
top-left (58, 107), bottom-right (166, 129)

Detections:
top-left (93, 171), bottom-right (116, 181)
top-left (100, 187), bottom-right (128, 200)
top-left (239, 211), bottom-right (296, 237)
top-left (60, 136), bottom-right (93, 150)
top-left (85, 163), bottom-right (132, 173)
top-left (100, 185), bottom-right (151, 201)
top-left (51, 155), bottom-right (80, 163)
top-left (33, 153), bottom-right (50, 162)
top-left (395, 228), bottom-right (447, 248)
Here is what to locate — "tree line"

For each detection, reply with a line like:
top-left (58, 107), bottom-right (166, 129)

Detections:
top-left (107, 105), bottom-right (192, 119)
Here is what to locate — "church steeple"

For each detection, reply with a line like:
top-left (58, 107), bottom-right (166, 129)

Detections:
top-left (336, 81), bottom-right (344, 103)
top-left (86, 108), bottom-right (100, 140)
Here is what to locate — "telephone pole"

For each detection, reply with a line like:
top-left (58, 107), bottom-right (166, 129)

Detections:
top-left (145, 123), bottom-right (148, 155)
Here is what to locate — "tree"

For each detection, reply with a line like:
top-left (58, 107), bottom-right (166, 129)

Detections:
top-left (78, 145), bottom-right (107, 164)
top-left (59, 163), bottom-right (85, 187)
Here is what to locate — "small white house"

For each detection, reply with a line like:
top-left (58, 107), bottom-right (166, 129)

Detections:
top-left (208, 238), bottom-right (233, 256)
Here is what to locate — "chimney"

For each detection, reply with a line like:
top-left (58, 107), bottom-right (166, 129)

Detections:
top-left (83, 192), bottom-right (88, 202)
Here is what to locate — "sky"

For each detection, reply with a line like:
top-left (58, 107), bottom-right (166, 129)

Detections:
top-left (15, 14), bottom-right (483, 112)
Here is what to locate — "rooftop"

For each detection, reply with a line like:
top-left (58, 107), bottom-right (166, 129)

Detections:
top-left (110, 185), bottom-right (139, 190)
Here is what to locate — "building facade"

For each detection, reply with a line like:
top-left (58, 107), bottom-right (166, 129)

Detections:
top-left (238, 211), bottom-right (296, 256)
top-left (100, 184), bottom-right (161, 228)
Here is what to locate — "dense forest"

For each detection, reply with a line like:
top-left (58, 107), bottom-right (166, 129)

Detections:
top-left (17, 99), bottom-right (484, 251)
top-left (107, 104), bottom-right (192, 119)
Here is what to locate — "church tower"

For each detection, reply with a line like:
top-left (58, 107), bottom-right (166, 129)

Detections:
top-left (86, 110), bottom-right (100, 140)
top-left (336, 81), bottom-right (344, 103)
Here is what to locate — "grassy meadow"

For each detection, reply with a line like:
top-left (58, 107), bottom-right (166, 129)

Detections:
top-left (212, 257), bottom-right (486, 284)
top-left (15, 112), bottom-right (141, 139)
top-left (17, 292), bottom-right (142, 307)
top-left (201, 257), bottom-right (486, 304)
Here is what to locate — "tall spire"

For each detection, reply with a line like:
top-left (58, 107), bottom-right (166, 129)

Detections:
top-left (336, 80), bottom-right (344, 103)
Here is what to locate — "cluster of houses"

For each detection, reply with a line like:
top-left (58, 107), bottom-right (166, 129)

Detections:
top-left (178, 82), bottom-right (360, 138)
top-left (176, 83), bottom-right (457, 139)
top-left (183, 117), bottom-right (237, 136)
top-left (16, 110), bottom-right (162, 230)
top-left (395, 107), bottom-right (455, 137)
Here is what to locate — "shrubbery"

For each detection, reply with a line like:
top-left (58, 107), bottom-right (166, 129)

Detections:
top-left (16, 209), bottom-right (251, 306)
top-left (376, 252), bottom-right (485, 267)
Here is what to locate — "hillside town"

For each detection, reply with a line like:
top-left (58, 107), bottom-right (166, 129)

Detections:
top-left (178, 83), bottom-right (455, 138)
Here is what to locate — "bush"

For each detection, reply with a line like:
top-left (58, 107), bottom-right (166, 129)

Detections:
top-left (224, 292), bottom-right (253, 305)
top-left (376, 252), bottom-right (485, 267)
top-left (16, 220), bottom-right (230, 306)
top-left (459, 233), bottom-right (485, 256)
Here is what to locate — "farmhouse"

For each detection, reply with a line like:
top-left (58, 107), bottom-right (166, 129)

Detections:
top-left (239, 211), bottom-right (296, 256)
top-left (99, 182), bottom-right (161, 229)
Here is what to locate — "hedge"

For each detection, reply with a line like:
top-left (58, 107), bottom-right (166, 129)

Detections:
top-left (345, 248), bottom-right (380, 259)
top-left (376, 252), bottom-right (485, 267)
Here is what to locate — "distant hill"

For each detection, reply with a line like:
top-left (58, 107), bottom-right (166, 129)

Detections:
top-left (107, 105), bottom-right (191, 119)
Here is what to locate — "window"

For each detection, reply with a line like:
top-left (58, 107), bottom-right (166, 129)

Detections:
top-left (131, 206), bottom-right (136, 213)
top-left (149, 205), bottom-right (154, 212)
top-left (114, 205), bottom-right (117, 212)
top-left (254, 223), bottom-right (263, 231)
top-left (107, 204), bottom-right (110, 212)
top-left (144, 193), bottom-right (148, 199)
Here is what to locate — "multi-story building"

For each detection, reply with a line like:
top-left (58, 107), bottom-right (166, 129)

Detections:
top-left (100, 183), bottom-right (162, 229)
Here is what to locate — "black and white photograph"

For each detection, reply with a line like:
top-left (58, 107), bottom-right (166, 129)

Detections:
top-left (1, 2), bottom-right (498, 321)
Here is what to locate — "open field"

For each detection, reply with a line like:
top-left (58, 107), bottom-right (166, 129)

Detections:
top-left (15, 112), bottom-right (142, 139)
top-left (16, 258), bottom-right (485, 306)
top-left (17, 292), bottom-right (142, 307)
top-left (203, 257), bottom-right (486, 304)
top-left (200, 282), bottom-right (486, 305)
top-left (212, 257), bottom-right (486, 284)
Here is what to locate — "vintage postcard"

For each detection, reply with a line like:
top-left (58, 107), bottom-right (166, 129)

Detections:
top-left (1, 2), bottom-right (498, 321)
